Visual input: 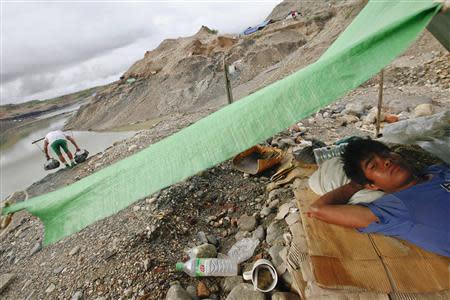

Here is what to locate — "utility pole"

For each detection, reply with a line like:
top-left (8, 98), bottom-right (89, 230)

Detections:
top-left (223, 56), bottom-right (233, 104)
top-left (375, 69), bottom-right (384, 138)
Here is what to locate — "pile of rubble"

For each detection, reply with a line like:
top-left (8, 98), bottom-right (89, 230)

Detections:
top-left (388, 52), bottom-right (450, 89)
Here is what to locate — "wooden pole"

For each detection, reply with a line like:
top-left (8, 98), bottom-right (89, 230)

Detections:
top-left (375, 69), bottom-right (384, 137)
top-left (223, 57), bottom-right (233, 104)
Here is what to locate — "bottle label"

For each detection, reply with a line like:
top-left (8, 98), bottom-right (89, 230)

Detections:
top-left (195, 259), bottom-right (205, 277)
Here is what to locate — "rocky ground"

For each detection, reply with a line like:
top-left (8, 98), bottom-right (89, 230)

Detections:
top-left (1, 0), bottom-right (449, 299)
top-left (1, 75), bottom-right (448, 299)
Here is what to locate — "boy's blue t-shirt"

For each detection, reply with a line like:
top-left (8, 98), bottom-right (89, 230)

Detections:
top-left (358, 164), bottom-right (450, 257)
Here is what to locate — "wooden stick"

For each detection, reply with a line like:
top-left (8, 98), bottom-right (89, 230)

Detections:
top-left (375, 69), bottom-right (384, 137)
top-left (31, 137), bottom-right (45, 144)
top-left (223, 57), bottom-right (233, 104)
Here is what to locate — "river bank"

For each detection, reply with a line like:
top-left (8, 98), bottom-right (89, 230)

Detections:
top-left (0, 107), bottom-right (136, 200)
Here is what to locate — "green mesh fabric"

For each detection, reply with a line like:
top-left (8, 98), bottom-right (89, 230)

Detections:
top-left (3, 0), bottom-right (441, 245)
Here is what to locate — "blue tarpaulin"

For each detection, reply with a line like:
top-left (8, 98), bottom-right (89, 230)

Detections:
top-left (243, 19), bottom-right (272, 35)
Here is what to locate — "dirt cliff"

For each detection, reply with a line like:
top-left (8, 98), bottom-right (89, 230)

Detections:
top-left (66, 0), bottom-right (367, 131)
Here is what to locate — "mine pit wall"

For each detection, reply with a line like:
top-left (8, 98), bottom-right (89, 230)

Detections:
top-left (65, 1), bottom-right (364, 132)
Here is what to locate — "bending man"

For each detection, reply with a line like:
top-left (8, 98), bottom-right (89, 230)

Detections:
top-left (307, 139), bottom-right (449, 257)
top-left (44, 130), bottom-right (80, 169)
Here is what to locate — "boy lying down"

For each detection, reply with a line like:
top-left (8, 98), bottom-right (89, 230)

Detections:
top-left (307, 139), bottom-right (450, 257)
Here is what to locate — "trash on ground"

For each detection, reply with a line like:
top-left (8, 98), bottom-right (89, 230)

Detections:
top-left (242, 258), bottom-right (278, 292)
top-left (232, 145), bottom-right (283, 175)
top-left (227, 238), bottom-right (260, 264)
top-left (176, 257), bottom-right (238, 277)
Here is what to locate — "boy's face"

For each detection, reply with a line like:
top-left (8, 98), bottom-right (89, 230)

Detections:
top-left (360, 152), bottom-right (414, 193)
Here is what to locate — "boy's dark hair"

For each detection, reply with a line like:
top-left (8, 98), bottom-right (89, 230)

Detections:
top-left (341, 138), bottom-right (390, 185)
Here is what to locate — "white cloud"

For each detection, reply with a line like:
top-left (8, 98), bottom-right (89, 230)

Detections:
top-left (1, 0), bottom-right (281, 104)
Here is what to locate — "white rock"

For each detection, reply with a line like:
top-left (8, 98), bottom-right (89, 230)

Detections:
top-left (363, 107), bottom-right (384, 125)
top-left (69, 246), bottom-right (81, 256)
top-left (260, 206), bottom-right (272, 217)
top-left (269, 245), bottom-right (286, 273)
top-left (45, 283), bottom-right (56, 294)
top-left (235, 230), bottom-right (251, 241)
top-left (268, 199), bottom-right (280, 209)
top-left (344, 102), bottom-right (366, 116)
top-left (342, 114), bottom-right (360, 124)
top-left (275, 203), bottom-right (292, 220)
top-left (268, 189), bottom-right (283, 202)
top-left (145, 197), bottom-right (157, 204)
top-left (191, 243), bottom-right (217, 258)
top-left (30, 242), bottom-right (42, 255)
top-left (252, 225), bottom-right (265, 241)
top-left (414, 103), bottom-right (433, 117)
top-left (128, 145), bottom-right (138, 152)
top-left (0, 273), bottom-right (16, 293)
top-left (221, 276), bottom-right (244, 293)
top-left (21, 279), bottom-right (32, 292)
top-left (71, 291), bottom-right (83, 300)
top-left (186, 285), bottom-right (197, 298)
top-left (238, 214), bottom-right (257, 232)
top-left (285, 213), bottom-right (300, 226)
top-left (226, 283), bottom-right (265, 300)
top-left (165, 283), bottom-right (191, 300)
top-left (143, 259), bottom-right (150, 271)
top-left (266, 221), bottom-right (284, 245)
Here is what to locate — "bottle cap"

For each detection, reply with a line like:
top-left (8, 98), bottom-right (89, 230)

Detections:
top-left (175, 262), bottom-right (184, 271)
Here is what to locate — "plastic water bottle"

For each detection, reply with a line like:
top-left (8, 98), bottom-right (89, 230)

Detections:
top-left (313, 143), bottom-right (348, 165)
top-left (175, 258), bottom-right (238, 277)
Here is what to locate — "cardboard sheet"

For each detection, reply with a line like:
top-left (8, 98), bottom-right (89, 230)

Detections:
top-left (295, 186), bottom-right (379, 260)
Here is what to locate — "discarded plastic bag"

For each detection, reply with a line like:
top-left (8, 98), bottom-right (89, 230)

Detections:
top-left (227, 238), bottom-right (260, 264)
top-left (232, 145), bottom-right (283, 175)
top-left (380, 110), bottom-right (450, 164)
top-left (186, 243), bottom-right (217, 259)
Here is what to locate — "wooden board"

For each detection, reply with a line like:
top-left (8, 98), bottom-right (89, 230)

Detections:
top-left (383, 257), bottom-right (450, 293)
top-left (310, 256), bottom-right (391, 292)
top-left (370, 234), bottom-right (448, 259)
top-left (389, 290), bottom-right (450, 300)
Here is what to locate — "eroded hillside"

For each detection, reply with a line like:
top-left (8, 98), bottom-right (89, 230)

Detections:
top-left (66, 0), bottom-right (366, 131)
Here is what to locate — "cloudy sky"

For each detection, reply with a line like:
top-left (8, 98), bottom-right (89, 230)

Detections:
top-left (1, 0), bottom-right (282, 104)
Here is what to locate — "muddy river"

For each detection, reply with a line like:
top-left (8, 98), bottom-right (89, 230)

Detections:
top-left (1, 112), bottom-right (134, 200)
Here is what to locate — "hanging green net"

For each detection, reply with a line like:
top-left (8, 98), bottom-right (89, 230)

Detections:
top-left (3, 0), bottom-right (442, 245)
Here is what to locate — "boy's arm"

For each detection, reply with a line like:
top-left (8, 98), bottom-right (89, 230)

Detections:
top-left (308, 182), bottom-right (379, 228)
top-left (44, 139), bottom-right (50, 160)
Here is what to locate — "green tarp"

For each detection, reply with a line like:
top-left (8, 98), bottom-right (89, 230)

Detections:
top-left (3, 0), bottom-right (442, 245)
